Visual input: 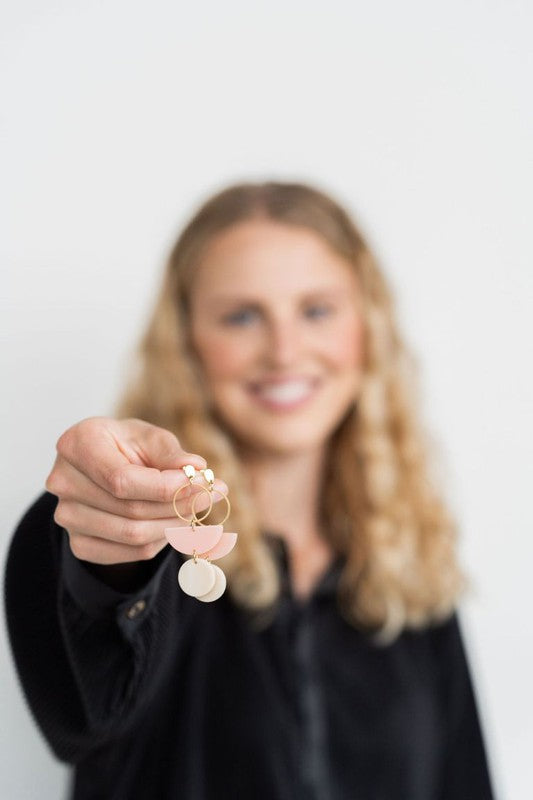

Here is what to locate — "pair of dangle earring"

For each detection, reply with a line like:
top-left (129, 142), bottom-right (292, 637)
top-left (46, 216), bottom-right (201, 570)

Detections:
top-left (164, 465), bottom-right (237, 602)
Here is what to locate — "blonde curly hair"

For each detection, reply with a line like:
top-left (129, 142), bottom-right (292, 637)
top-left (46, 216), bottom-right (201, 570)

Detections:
top-left (113, 180), bottom-right (468, 644)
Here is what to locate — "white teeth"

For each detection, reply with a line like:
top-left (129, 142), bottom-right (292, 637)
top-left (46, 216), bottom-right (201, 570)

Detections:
top-left (255, 380), bottom-right (314, 403)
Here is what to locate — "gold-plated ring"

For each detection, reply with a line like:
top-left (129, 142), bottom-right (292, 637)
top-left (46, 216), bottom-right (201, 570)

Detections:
top-left (172, 480), bottom-right (213, 524)
top-left (191, 487), bottom-right (231, 526)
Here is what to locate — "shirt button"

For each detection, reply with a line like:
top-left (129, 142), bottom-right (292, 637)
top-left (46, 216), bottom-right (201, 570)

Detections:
top-left (125, 599), bottom-right (146, 619)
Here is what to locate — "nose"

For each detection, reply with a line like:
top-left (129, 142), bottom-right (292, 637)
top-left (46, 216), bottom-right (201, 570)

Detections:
top-left (264, 315), bottom-right (303, 368)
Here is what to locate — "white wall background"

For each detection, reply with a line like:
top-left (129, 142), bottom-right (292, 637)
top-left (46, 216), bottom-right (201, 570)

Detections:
top-left (2, 1), bottom-right (531, 798)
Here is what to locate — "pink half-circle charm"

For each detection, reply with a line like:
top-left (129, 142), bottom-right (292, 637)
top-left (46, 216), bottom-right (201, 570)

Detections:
top-left (200, 532), bottom-right (238, 560)
top-left (164, 524), bottom-right (223, 555)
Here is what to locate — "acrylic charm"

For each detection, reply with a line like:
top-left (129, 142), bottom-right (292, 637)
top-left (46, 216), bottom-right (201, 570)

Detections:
top-left (178, 558), bottom-right (216, 597)
top-left (199, 531), bottom-right (238, 560)
top-left (196, 564), bottom-right (227, 602)
top-left (165, 524), bottom-right (223, 555)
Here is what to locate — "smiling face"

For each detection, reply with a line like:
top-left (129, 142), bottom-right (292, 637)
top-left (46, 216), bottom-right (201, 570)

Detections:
top-left (188, 219), bottom-right (365, 457)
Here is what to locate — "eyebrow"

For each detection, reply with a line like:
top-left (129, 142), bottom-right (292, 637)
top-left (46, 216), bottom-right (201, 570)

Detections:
top-left (208, 288), bottom-right (348, 308)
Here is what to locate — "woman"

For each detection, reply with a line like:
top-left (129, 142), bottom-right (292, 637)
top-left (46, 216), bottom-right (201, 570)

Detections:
top-left (5, 181), bottom-right (495, 799)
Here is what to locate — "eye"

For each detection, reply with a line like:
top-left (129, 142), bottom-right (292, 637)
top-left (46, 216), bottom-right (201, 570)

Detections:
top-left (304, 304), bottom-right (333, 320)
top-left (221, 307), bottom-right (259, 326)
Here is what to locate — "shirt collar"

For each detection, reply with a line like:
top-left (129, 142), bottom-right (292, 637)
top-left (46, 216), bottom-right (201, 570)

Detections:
top-left (262, 531), bottom-right (345, 602)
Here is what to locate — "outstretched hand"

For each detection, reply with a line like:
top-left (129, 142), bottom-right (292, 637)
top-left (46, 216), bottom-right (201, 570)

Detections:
top-left (45, 416), bottom-right (228, 566)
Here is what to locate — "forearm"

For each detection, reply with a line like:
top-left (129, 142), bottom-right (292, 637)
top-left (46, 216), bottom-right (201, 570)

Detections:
top-left (4, 492), bottom-right (189, 763)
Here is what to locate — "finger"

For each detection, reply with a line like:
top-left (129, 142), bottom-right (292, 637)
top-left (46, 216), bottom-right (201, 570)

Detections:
top-left (47, 454), bottom-right (171, 519)
top-left (54, 490), bottom-right (224, 547)
top-left (66, 532), bottom-right (169, 565)
top-left (47, 455), bottom-right (228, 520)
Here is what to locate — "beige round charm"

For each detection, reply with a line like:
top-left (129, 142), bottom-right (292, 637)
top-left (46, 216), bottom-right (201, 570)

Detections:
top-left (196, 564), bottom-right (227, 602)
top-left (178, 558), bottom-right (216, 597)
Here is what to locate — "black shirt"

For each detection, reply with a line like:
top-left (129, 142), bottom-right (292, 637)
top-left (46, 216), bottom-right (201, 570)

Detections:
top-left (4, 491), bottom-right (496, 799)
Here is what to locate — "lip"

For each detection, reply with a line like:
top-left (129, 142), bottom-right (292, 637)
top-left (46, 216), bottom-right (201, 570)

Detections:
top-left (247, 376), bottom-right (321, 412)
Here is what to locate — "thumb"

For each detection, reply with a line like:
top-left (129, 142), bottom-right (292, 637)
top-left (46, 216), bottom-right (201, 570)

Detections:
top-left (112, 418), bottom-right (207, 472)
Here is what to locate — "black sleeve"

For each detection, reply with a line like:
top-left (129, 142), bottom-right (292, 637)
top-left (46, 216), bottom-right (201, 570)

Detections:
top-left (433, 610), bottom-right (497, 800)
top-left (3, 491), bottom-right (191, 765)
